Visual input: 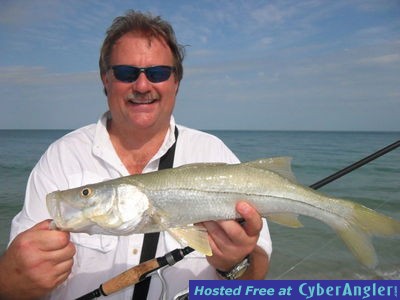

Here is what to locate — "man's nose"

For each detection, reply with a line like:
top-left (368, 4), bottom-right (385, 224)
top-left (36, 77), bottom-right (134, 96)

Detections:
top-left (132, 72), bottom-right (151, 93)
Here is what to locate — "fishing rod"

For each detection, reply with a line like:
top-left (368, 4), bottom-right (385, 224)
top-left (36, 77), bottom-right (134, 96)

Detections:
top-left (310, 139), bottom-right (400, 190)
top-left (76, 247), bottom-right (194, 300)
top-left (76, 139), bottom-right (399, 300)
top-left (277, 139), bottom-right (400, 279)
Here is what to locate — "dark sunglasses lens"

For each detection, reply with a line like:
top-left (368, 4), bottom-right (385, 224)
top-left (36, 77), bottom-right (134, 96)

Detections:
top-left (113, 66), bottom-right (140, 82)
top-left (145, 66), bottom-right (172, 83)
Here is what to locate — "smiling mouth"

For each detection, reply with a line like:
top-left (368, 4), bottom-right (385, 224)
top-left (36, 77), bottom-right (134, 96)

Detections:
top-left (128, 98), bottom-right (157, 105)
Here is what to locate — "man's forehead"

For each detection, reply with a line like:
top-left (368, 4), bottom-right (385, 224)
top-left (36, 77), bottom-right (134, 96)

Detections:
top-left (116, 31), bottom-right (169, 49)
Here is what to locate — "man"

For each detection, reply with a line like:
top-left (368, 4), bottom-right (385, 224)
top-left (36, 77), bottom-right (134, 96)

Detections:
top-left (0, 10), bottom-right (271, 299)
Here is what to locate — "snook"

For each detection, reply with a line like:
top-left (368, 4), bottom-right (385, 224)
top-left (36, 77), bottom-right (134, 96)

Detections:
top-left (46, 157), bottom-right (400, 268)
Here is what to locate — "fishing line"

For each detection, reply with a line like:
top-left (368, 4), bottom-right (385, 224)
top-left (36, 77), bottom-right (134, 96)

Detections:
top-left (276, 238), bottom-right (337, 279)
top-left (276, 139), bottom-right (400, 279)
top-left (276, 189), bottom-right (395, 280)
top-left (276, 196), bottom-right (393, 280)
top-left (76, 140), bottom-right (399, 298)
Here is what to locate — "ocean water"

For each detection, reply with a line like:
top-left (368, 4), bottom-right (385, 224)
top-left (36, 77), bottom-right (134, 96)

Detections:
top-left (0, 130), bottom-right (399, 280)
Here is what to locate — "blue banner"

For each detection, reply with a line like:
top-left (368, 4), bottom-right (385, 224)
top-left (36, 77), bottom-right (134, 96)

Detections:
top-left (189, 280), bottom-right (399, 300)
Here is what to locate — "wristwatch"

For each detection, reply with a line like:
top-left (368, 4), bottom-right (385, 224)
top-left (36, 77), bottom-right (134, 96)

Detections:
top-left (216, 255), bottom-right (250, 280)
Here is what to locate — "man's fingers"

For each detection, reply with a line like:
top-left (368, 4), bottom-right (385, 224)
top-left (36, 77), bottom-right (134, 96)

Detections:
top-left (23, 220), bottom-right (72, 252)
top-left (45, 242), bottom-right (76, 264)
top-left (202, 221), bottom-right (231, 247)
top-left (236, 201), bottom-right (263, 237)
top-left (53, 257), bottom-right (74, 277)
top-left (30, 219), bottom-right (54, 231)
top-left (40, 231), bottom-right (72, 252)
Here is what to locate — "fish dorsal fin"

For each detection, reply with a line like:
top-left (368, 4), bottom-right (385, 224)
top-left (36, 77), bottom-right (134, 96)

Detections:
top-left (267, 213), bottom-right (304, 228)
top-left (243, 157), bottom-right (296, 182)
top-left (168, 226), bottom-right (212, 256)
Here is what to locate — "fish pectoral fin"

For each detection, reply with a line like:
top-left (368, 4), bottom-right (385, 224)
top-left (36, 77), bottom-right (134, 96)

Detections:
top-left (243, 157), bottom-right (297, 182)
top-left (267, 213), bottom-right (304, 228)
top-left (168, 226), bottom-right (212, 256)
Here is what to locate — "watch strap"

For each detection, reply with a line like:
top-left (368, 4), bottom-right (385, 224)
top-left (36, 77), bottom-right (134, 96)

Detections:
top-left (216, 255), bottom-right (250, 280)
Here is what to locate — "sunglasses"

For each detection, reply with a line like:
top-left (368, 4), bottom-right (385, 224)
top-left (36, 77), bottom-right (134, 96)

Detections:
top-left (111, 65), bottom-right (175, 83)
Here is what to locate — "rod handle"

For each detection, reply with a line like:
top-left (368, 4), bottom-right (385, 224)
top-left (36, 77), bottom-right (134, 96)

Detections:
top-left (101, 258), bottom-right (160, 296)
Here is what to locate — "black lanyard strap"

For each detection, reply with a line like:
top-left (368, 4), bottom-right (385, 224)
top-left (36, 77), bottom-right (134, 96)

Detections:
top-left (132, 126), bottom-right (178, 300)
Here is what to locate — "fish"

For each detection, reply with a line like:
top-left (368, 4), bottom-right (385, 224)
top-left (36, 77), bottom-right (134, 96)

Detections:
top-left (46, 157), bottom-right (400, 268)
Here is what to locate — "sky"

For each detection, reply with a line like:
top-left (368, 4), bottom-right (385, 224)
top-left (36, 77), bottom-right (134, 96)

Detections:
top-left (0, 0), bottom-right (399, 131)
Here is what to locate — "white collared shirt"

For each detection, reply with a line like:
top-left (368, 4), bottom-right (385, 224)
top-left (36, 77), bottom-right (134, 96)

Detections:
top-left (10, 112), bottom-right (272, 300)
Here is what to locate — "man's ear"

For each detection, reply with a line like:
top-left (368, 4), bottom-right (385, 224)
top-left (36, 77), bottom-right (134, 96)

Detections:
top-left (175, 81), bottom-right (180, 95)
top-left (101, 73), bottom-right (109, 96)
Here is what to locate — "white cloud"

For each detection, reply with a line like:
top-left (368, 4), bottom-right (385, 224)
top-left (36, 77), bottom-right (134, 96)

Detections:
top-left (251, 3), bottom-right (293, 25)
top-left (0, 0), bottom-right (62, 26)
top-left (357, 54), bottom-right (400, 65)
top-left (260, 37), bottom-right (274, 46)
top-left (0, 66), bottom-right (99, 86)
top-left (0, 0), bottom-right (399, 130)
top-left (0, 65), bottom-right (105, 129)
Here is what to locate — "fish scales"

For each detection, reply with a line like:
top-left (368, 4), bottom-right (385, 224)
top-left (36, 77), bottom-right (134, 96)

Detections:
top-left (133, 163), bottom-right (352, 226)
top-left (46, 157), bottom-right (400, 268)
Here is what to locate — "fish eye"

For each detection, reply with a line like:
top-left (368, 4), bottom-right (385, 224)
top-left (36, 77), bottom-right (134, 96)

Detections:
top-left (80, 188), bottom-right (92, 198)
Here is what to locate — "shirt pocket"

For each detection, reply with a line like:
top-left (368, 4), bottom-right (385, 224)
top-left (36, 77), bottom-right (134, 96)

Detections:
top-left (70, 233), bottom-right (118, 277)
top-left (72, 233), bottom-right (118, 253)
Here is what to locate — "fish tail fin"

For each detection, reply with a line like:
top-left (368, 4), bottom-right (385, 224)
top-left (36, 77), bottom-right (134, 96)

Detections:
top-left (334, 202), bottom-right (400, 269)
top-left (352, 203), bottom-right (400, 237)
top-left (334, 223), bottom-right (378, 269)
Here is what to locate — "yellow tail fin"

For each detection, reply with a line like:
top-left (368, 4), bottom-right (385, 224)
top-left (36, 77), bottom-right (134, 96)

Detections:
top-left (353, 203), bottom-right (400, 236)
top-left (334, 202), bottom-right (400, 269)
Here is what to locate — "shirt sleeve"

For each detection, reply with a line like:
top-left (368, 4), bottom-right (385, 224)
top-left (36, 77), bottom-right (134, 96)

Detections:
top-left (9, 142), bottom-right (69, 243)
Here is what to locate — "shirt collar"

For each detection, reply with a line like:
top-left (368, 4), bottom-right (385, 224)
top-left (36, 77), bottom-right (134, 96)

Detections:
top-left (144, 116), bottom-right (176, 172)
top-left (93, 111), bottom-right (177, 174)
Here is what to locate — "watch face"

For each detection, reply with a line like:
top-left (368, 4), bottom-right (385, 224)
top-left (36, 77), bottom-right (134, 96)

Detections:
top-left (232, 264), bottom-right (248, 279)
top-left (217, 255), bottom-right (250, 279)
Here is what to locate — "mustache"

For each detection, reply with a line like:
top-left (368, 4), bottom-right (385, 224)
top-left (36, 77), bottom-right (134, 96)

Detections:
top-left (126, 92), bottom-right (160, 101)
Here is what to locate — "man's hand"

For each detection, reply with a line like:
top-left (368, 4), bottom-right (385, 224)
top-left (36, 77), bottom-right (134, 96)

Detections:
top-left (203, 201), bottom-right (269, 279)
top-left (0, 220), bottom-right (75, 300)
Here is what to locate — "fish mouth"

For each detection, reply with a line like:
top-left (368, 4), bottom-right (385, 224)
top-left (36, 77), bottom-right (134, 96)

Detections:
top-left (46, 191), bottom-right (90, 231)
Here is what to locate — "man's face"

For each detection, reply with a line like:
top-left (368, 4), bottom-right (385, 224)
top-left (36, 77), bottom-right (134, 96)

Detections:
top-left (102, 32), bottom-right (179, 133)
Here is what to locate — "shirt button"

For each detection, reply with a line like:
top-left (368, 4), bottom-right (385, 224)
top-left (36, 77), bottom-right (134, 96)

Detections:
top-left (132, 248), bottom-right (138, 255)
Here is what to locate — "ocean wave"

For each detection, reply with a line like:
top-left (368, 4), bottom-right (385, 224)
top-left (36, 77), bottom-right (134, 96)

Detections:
top-left (355, 267), bottom-right (400, 280)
